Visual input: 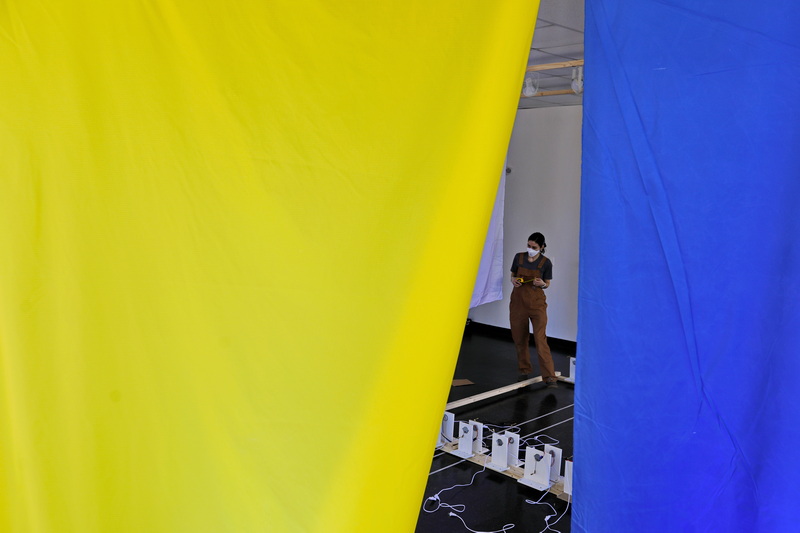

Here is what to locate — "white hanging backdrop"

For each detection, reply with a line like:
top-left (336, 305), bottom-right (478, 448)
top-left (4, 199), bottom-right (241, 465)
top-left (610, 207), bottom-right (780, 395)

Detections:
top-left (469, 165), bottom-right (506, 309)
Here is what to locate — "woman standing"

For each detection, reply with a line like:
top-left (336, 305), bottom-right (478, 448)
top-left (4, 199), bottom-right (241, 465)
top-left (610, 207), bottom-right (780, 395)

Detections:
top-left (509, 232), bottom-right (557, 388)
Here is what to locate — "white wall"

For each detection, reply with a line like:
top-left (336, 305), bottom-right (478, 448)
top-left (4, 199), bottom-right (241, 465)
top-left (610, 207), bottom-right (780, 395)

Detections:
top-left (469, 105), bottom-right (582, 341)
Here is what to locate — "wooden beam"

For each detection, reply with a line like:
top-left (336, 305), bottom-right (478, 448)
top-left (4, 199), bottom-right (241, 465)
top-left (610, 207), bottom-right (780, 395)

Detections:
top-left (445, 373), bottom-right (561, 410)
top-left (533, 89), bottom-right (576, 97)
top-left (525, 59), bottom-right (584, 72)
top-left (520, 89), bottom-right (576, 99)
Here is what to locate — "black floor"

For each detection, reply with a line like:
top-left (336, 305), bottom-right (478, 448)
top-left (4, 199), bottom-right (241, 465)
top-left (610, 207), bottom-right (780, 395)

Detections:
top-left (415, 322), bottom-right (574, 533)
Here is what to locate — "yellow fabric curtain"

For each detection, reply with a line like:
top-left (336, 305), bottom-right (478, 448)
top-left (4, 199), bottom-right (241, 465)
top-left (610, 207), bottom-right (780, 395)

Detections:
top-left (0, 1), bottom-right (538, 531)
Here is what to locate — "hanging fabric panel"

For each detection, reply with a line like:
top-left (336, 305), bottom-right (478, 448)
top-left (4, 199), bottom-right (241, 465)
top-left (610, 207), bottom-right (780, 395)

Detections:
top-left (577, 1), bottom-right (800, 531)
top-left (0, 2), bottom-right (539, 532)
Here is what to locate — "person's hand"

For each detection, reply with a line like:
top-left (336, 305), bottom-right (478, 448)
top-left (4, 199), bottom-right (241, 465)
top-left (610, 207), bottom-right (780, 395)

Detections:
top-left (533, 277), bottom-right (543, 287)
top-left (512, 277), bottom-right (522, 287)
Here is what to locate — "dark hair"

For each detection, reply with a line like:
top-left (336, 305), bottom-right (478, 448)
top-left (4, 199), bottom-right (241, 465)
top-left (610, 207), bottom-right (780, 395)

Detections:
top-left (528, 232), bottom-right (546, 253)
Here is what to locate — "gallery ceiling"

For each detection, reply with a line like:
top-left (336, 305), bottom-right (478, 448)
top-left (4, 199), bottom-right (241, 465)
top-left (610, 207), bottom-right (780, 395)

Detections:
top-left (519, 0), bottom-right (584, 109)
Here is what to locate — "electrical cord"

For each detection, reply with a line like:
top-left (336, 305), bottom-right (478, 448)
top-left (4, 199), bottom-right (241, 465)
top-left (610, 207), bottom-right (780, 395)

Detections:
top-left (519, 434), bottom-right (560, 448)
top-left (544, 495), bottom-right (570, 533)
top-left (481, 428), bottom-right (557, 449)
top-left (423, 458), bottom-right (517, 533)
top-left (468, 406), bottom-right (574, 437)
top-left (422, 460), bottom-right (489, 514)
top-left (524, 493), bottom-right (571, 533)
top-left (447, 512), bottom-right (515, 533)
top-left (533, 434), bottom-right (560, 446)
top-left (427, 435), bottom-right (568, 533)
top-left (483, 423), bottom-right (520, 432)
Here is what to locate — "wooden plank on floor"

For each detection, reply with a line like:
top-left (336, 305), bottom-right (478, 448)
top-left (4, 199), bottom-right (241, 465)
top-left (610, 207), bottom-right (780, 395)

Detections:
top-left (446, 372), bottom-right (562, 410)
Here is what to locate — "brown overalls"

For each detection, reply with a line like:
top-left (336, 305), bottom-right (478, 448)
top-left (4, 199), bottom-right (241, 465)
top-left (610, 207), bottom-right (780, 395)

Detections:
top-left (509, 253), bottom-right (555, 381)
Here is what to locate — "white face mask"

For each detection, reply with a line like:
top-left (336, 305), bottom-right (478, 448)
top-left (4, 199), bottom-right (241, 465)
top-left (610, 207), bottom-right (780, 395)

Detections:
top-left (527, 247), bottom-right (540, 257)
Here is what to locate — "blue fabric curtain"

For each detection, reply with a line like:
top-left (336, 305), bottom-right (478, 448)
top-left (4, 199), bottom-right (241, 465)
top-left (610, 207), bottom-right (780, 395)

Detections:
top-left (576, 1), bottom-right (800, 531)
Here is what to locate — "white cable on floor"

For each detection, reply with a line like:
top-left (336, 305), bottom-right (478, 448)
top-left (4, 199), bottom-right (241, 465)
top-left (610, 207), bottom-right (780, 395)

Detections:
top-left (525, 492), bottom-right (571, 533)
top-left (518, 434), bottom-right (560, 449)
top-left (482, 404), bottom-right (573, 433)
top-left (543, 495), bottom-right (570, 533)
top-left (518, 417), bottom-right (574, 440)
top-left (428, 458), bottom-right (467, 476)
top-left (423, 457), bottom-right (517, 533)
top-left (447, 512), bottom-right (515, 533)
top-left (422, 460), bottom-right (488, 514)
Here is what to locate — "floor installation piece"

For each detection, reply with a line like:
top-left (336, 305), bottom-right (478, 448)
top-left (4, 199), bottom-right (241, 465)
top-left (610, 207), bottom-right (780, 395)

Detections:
top-left (416, 324), bottom-right (574, 533)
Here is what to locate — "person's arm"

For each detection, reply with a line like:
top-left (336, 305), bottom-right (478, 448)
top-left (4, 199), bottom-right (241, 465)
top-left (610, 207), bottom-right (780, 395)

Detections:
top-left (510, 254), bottom-right (522, 286)
top-left (536, 259), bottom-right (553, 288)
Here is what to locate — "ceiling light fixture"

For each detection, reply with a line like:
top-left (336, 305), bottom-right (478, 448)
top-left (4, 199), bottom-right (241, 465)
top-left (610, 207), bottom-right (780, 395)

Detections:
top-left (571, 66), bottom-right (584, 95)
top-left (522, 73), bottom-right (539, 97)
